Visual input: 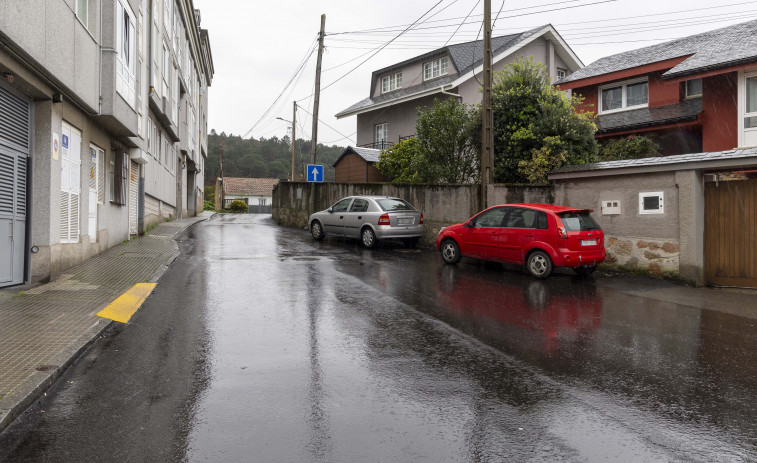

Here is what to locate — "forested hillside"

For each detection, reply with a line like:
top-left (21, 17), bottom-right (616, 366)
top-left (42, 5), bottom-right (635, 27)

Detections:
top-left (205, 130), bottom-right (346, 185)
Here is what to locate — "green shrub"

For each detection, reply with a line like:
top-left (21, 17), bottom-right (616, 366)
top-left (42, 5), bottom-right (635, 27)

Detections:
top-left (204, 185), bottom-right (215, 199)
top-left (228, 200), bottom-right (248, 213)
top-left (204, 201), bottom-right (215, 211)
top-left (598, 135), bottom-right (659, 161)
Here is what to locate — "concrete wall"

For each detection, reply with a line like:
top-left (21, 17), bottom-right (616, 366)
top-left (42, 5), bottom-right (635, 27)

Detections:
top-left (553, 171), bottom-right (682, 275)
top-left (273, 182), bottom-right (553, 246)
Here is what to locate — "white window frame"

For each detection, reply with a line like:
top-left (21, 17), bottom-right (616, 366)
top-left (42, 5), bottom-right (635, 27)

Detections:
top-left (75, 0), bottom-right (88, 29)
top-left (598, 77), bottom-right (649, 114)
top-left (685, 78), bottom-right (702, 99)
top-left (556, 68), bottom-right (567, 81)
top-left (423, 57), bottom-right (448, 81)
top-left (381, 72), bottom-right (402, 93)
top-left (162, 42), bottom-right (170, 98)
top-left (375, 123), bottom-right (388, 144)
top-left (116, 0), bottom-right (137, 108)
top-left (639, 191), bottom-right (664, 215)
top-left (739, 70), bottom-right (757, 148)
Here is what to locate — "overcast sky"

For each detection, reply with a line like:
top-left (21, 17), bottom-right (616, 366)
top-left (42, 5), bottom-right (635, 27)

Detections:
top-left (192, 0), bottom-right (757, 145)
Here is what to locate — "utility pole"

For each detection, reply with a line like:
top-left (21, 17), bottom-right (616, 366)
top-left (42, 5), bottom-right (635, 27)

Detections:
top-left (292, 101), bottom-right (297, 181)
top-left (310, 14), bottom-right (326, 216)
top-left (219, 140), bottom-right (225, 209)
top-left (480, 0), bottom-right (493, 211)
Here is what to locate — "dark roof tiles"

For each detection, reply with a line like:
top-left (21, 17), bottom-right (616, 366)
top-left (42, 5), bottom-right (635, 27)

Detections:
top-left (558, 19), bottom-right (757, 84)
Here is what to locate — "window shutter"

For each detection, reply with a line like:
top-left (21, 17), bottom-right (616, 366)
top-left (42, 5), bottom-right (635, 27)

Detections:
top-left (0, 152), bottom-right (14, 215)
top-left (97, 148), bottom-right (105, 203)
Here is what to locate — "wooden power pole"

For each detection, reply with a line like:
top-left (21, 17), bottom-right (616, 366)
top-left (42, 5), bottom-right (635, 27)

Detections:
top-left (310, 14), bottom-right (326, 215)
top-left (480, 0), bottom-right (493, 211)
top-left (291, 101), bottom-right (297, 181)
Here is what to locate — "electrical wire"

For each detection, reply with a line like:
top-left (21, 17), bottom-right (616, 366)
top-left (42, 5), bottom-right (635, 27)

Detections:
top-left (444, 0), bottom-right (480, 47)
top-left (241, 38), bottom-right (318, 139)
top-left (297, 106), bottom-right (356, 145)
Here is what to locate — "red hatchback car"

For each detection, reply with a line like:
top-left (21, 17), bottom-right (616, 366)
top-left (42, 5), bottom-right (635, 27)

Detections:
top-left (436, 203), bottom-right (606, 279)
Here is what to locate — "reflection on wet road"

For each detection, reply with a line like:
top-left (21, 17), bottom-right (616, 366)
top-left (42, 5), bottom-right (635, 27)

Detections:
top-left (3, 213), bottom-right (754, 462)
top-left (186, 215), bottom-right (756, 462)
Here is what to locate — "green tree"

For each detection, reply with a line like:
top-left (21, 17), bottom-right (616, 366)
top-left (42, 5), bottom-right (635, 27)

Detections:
top-left (491, 57), bottom-right (597, 183)
top-left (377, 98), bottom-right (479, 184)
top-left (598, 135), bottom-right (659, 161)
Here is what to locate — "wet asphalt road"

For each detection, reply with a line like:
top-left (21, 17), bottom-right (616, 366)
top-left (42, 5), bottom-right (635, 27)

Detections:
top-left (2, 214), bottom-right (756, 462)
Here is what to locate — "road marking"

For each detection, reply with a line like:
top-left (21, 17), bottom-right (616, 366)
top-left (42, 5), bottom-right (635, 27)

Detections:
top-left (96, 283), bottom-right (157, 323)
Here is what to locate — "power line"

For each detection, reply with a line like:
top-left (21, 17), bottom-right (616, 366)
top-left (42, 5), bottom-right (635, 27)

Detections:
top-left (444, 0), bottom-right (479, 47)
top-left (241, 38), bottom-right (318, 139)
top-left (319, 0), bottom-right (447, 94)
top-left (297, 106), bottom-right (356, 145)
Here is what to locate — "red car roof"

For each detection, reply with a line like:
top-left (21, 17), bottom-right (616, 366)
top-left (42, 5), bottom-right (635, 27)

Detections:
top-left (493, 203), bottom-right (594, 213)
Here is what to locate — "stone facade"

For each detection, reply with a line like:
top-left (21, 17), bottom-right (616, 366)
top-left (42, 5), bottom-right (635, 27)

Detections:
top-left (605, 236), bottom-right (680, 274)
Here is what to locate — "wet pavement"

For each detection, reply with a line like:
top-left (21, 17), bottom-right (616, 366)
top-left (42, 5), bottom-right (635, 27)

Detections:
top-left (2, 214), bottom-right (756, 462)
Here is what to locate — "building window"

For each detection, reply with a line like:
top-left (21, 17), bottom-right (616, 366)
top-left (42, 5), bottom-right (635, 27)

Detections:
top-left (381, 72), bottom-right (402, 93)
top-left (746, 75), bottom-right (757, 129)
top-left (162, 43), bottom-right (170, 98)
top-left (639, 192), bottom-right (664, 215)
top-left (375, 123), bottom-right (388, 145)
top-left (259, 198), bottom-right (267, 206)
top-left (116, 0), bottom-right (137, 107)
top-left (163, 0), bottom-right (171, 35)
top-left (109, 151), bottom-right (128, 205)
top-left (76, 0), bottom-right (88, 29)
top-left (599, 79), bottom-right (648, 113)
top-left (424, 57), bottom-right (448, 81)
top-left (556, 68), bottom-right (566, 81)
top-left (685, 78), bottom-right (702, 98)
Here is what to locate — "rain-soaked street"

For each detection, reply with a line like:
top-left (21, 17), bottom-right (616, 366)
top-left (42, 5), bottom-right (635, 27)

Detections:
top-left (2, 214), bottom-right (757, 462)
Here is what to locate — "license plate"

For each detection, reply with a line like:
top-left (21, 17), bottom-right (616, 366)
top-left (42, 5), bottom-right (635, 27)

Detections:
top-left (397, 218), bottom-right (413, 225)
top-left (581, 239), bottom-right (597, 246)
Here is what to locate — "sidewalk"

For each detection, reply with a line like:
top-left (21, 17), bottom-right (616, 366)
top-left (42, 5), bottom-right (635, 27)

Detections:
top-left (0, 212), bottom-right (212, 432)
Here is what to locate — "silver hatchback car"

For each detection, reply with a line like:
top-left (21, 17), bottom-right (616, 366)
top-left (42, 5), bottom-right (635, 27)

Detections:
top-left (309, 196), bottom-right (424, 248)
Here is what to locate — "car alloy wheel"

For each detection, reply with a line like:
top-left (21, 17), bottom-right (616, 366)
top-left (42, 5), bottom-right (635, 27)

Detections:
top-left (361, 227), bottom-right (376, 248)
top-left (527, 250), bottom-right (552, 279)
top-left (311, 221), bottom-right (324, 240)
top-left (441, 239), bottom-right (461, 264)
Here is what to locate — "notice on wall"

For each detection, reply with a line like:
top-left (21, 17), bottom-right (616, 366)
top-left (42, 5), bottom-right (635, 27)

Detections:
top-left (52, 132), bottom-right (60, 161)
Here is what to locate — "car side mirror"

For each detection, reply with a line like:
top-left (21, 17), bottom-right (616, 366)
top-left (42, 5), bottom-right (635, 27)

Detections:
top-left (327, 208), bottom-right (333, 213)
top-left (463, 220), bottom-right (472, 228)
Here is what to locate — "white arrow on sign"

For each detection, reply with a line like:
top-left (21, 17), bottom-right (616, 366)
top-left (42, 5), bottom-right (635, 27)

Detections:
top-left (311, 167), bottom-right (320, 180)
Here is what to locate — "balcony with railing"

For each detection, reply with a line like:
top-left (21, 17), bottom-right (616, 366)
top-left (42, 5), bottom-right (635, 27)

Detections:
top-left (357, 141), bottom-right (394, 150)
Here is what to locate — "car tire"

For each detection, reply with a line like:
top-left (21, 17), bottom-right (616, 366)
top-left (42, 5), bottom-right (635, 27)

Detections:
top-left (311, 221), bottom-right (325, 241)
top-left (405, 237), bottom-right (419, 248)
top-left (361, 227), bottom-right (377, 248)
top-left (440, 239), bottom-right (461, 264)
top-left (527, 250), bottom-right (553, 279)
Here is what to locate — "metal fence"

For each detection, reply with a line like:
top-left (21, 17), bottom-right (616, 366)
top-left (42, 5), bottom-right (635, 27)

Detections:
top-left (248, 205), bottom-right (272, 214)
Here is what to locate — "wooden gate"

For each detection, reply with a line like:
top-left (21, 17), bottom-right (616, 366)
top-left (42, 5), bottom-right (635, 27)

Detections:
top-left (705, 179), bottom-right (757, 287)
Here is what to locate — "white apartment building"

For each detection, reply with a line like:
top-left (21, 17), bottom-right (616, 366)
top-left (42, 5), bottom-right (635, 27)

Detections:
top-left (0, 0), bottom-right (214, 287)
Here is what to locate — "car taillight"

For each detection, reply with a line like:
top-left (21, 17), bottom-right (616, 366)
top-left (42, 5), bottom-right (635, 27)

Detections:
top-left (378, 213), bottom-right (390, 225)
top-left (420, 213), bottom-right (424, 224)
top-left (558, 226), bottom-right (568, 240)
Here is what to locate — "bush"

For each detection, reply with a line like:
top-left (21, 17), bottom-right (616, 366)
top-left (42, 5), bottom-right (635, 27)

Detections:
top-left (204, 201), bottom-right (215, 211)
top-left (204, 185), bottom-right (215, 199)
top-left (598, 135), bottom-right (659, 161)
top-left (228, 200), bottom-right (248, 212)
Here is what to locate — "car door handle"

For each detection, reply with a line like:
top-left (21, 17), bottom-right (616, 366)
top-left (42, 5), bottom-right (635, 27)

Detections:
top-left (525, 233), bottom-right (534, 238)
top-left (340, 215), bottom-right (344, 219)
top-left (358, 216), bottom-right (362, 220)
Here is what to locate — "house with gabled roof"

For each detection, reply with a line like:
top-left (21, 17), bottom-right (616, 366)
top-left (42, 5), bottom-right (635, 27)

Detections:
top-left (335, 25), bottom-right (583, 150)
top-left (332, 146), bottom-right (387, 183)
top-left (222, 177), bottom-right (279, 212)
top-left (556, 19), bottom-right (757, 156)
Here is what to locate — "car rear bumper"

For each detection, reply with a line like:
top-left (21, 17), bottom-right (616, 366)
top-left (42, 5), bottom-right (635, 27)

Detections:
top-left (553, 248), bottom-right (606, 267)
top-left (375, 224), bottom-right (424, 240)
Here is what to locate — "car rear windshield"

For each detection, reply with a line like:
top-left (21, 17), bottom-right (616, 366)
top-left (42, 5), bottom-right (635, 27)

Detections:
top-left (376, 199), bottom-right (415, 211)
top-left (558, 211), bottom-right (600, 231)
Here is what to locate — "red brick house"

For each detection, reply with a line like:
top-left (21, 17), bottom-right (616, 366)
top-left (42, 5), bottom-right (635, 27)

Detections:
top-left (556, 19), bottom-right (757, 156)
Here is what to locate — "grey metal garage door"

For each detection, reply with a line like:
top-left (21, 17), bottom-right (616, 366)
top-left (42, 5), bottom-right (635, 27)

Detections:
top-left (0, 84), bottom-right (31, 287)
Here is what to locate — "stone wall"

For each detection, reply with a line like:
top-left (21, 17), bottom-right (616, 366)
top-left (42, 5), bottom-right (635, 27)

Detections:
top-left (605, 236), bottom-right (680, 275)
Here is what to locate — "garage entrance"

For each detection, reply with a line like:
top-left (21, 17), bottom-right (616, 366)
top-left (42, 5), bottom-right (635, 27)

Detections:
top-left (0, 83), bottom-right (31, 288)
top-left (705, 178), bottom-right (757, 287)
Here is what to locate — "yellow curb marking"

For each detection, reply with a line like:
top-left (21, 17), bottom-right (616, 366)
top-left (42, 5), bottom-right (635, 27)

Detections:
top-left (96, 283), bottom-right (157, 323)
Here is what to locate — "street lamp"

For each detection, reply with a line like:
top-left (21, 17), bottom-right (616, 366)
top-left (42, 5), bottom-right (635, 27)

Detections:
top-left (277, 116), bottom-right (296, 181)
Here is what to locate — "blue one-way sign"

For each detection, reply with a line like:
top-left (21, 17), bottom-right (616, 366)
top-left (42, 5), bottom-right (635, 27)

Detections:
top-left (307, 164), bottom-right (324, 183)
